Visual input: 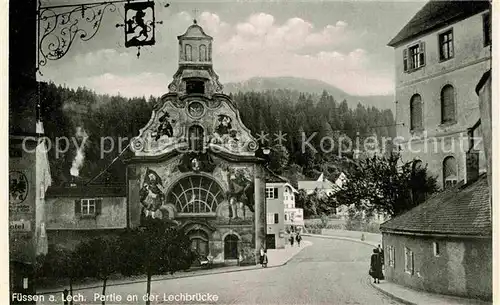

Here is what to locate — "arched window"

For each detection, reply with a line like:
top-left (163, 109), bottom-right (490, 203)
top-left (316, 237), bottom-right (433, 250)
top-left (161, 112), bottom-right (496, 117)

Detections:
top-left (224, 234), bottom-right (239, 259)
top-left (410, 94), bottom-right (423, 130)
top-left (441, 85), bottom-right (455, 124)
top-left (189, 229), bottom-right (209, 256)
top-left (188, 125), bottom-right (204, 152)
top-left (443, 156), bottom-right (458, 189)
top-left (185, 44), bottom-right (192, 61)
top-left (166, 175), bottom-right (224, 214)
top-left (199, 45), bottom-right (207, 61)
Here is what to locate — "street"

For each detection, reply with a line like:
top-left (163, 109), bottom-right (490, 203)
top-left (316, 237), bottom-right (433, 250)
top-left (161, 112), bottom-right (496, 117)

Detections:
top-left (39, 236), bottom-right (402, 305)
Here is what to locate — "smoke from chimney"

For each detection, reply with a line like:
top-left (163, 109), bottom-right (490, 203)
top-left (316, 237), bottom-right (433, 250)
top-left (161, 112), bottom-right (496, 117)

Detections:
top-left (70, 127), bottom-right (88, 177)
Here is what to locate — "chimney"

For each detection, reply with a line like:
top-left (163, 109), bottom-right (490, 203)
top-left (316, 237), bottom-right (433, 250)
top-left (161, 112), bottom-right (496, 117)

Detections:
top-left (69, 176), bottom-right (78, 188)
top-left (465, 126), bottom-right (480, 184)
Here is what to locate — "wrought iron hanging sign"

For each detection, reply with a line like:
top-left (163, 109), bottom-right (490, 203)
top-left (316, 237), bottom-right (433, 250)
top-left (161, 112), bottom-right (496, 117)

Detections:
top-left (124, 1), bottom-right (156, 48)
top-left (37, 0), bottom-right (164, 73)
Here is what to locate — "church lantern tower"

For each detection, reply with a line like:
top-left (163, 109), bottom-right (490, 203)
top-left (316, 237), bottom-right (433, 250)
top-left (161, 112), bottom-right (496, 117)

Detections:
top-left (126, 20), bottom-right (267, 266)
top-left (167, 19), bottom-right (223, 98)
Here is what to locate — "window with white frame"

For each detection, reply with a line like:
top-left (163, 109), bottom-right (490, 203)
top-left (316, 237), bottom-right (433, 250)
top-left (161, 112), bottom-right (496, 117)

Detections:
top-left (266, 187), bottom-right (278, 199)
top-left (404, 247), bottom-right (414, 274)
top-left (75, 198), bottom-right (102, 217)
top-left (387, 246), bottom-right (395, 267)
top-left (266, 213), bottom-right (274, 224)
top-left (403, 42), bottom-right (426, 72)
top-left (433, 242), bottom-right (440, 257)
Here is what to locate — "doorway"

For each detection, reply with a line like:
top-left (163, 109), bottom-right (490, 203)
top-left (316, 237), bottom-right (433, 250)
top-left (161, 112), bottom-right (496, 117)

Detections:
top-left (224, 234), bottom-right (239, 259)
top-left (266, 234), bottom-right (276, 249)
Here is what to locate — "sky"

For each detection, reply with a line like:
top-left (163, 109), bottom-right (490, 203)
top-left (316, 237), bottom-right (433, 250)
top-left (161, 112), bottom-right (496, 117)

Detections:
top-left (37, 0), bottom-right (427, 98)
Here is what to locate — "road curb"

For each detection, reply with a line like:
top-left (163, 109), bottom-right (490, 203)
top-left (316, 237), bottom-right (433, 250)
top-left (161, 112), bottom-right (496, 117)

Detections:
top-left (303, 233), bottom-right (379, 248)
top-left (369, 280), bottom-right (416, 305)
top-left (38, 242), bottom-right (311, 295)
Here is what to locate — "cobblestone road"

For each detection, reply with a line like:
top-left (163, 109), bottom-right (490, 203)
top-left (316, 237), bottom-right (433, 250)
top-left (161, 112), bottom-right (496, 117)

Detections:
top-left (39, 236), bottom-right (402, 305)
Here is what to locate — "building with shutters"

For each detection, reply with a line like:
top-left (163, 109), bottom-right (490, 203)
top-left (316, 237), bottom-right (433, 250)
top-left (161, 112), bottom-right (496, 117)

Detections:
top-left (388, 0), bottom-right (491, 189)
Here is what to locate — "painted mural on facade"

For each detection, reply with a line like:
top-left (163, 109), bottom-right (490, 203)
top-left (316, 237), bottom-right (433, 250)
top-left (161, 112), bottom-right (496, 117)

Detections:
top-left (131, 97), bottom-right (258, 157)
top-left (137, 157), bottom-right (255, 226)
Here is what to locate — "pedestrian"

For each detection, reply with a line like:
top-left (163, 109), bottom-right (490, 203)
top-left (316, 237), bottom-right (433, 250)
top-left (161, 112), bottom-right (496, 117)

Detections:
top-left (289, 233), bottom-right (295, 246)
top-left (259, 247), bottom-right (265, 265)
top-left (369, 248), bottom-right (383, 284)
top-left (296, 234), bottom-right (302, 247)
top-left (378, 244), bottom-right (385, 269)
top-left (262, 249), bottom-right (268, 268)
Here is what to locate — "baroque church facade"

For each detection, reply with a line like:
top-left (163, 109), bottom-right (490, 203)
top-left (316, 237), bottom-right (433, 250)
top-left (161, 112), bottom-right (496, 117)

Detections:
top-left (125, 21), bottom-right (267, 265)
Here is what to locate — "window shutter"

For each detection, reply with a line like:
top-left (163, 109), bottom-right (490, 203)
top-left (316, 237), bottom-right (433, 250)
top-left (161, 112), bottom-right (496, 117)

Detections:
top-left (273, 188), bottom-right (278, 199)
top-left (403, 48), bottom-right (408, 72)
top-left (411, 252), bottom-right (415, 275)
top-left (96, 198), bottom-right (102, 215)
top-left (419, 41), bottom-right (425, 66)
top-left (74, 199), bottom-right (81, 216)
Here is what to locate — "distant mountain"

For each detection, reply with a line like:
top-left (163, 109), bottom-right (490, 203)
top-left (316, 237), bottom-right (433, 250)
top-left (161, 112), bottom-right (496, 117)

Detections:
top-left (223, 77), bottom-right (395, 110)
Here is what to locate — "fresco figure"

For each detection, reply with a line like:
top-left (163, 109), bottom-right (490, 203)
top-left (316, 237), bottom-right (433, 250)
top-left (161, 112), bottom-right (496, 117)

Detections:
top-left (213, 115), bottom-right (238, 145)
top-left (140, 168), bottom-right (165, 219)
top-left (153, 112), bottom-right (174, 141)
top-left (227, 168), bottom-right (255, 219)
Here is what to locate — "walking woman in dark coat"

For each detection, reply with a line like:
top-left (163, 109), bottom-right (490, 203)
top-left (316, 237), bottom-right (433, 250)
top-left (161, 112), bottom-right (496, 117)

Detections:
top-left (370, 249), bottom-right (383, 283)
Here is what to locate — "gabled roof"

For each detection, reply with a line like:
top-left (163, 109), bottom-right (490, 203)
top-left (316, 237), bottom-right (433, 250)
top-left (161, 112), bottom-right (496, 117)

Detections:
top-left (388, 0), bottom-right (490, 47)
top-left (380, 174), bottom-right (491, 237)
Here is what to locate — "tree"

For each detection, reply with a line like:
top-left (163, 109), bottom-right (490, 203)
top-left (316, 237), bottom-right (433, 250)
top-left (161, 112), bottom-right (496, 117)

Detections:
top-left (75, 236), bottom-right (121, 305)
top-left (268, 144), bottom-right (289, 174)
top-left (40, 245), bottom-right (85, 305)
top-left (335, 153), bottom-right (438, 217)
top-left (119, 219), bottom-right (196, 305)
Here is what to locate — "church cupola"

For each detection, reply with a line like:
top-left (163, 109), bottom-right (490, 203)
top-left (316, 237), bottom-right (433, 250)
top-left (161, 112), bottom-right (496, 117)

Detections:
top-left (177, 19), bottom-right (213, 66)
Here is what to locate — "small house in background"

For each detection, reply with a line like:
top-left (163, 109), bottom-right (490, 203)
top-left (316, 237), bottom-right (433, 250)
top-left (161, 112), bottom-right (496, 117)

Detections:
top-left (298, 173), bottom-right (337, 197)
top-left (282, 184), bottom-right (303, 233)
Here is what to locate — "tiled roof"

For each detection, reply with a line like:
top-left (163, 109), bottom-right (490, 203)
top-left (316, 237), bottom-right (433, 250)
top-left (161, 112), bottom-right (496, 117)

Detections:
top-left (388, 0), bottom-right (490, 47)
top-left (380, 175), bottom-right (491, 236)
top-left (298, 180), bottom-right (336, 191)
top-left (46, 184), bottom-right (127, 198)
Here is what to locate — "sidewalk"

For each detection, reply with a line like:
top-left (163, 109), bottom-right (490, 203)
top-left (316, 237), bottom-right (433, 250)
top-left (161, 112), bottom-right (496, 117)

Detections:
top-left (303, 233), bottom-right (379, 248)
top-left (37, 240), bottom-right (312, 295)
top-left (370, 279), bottom-right (492, 305)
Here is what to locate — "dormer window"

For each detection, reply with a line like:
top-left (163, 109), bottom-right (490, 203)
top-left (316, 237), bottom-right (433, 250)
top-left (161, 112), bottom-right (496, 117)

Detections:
top-left (186, 80), bottom-right (205, 94)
